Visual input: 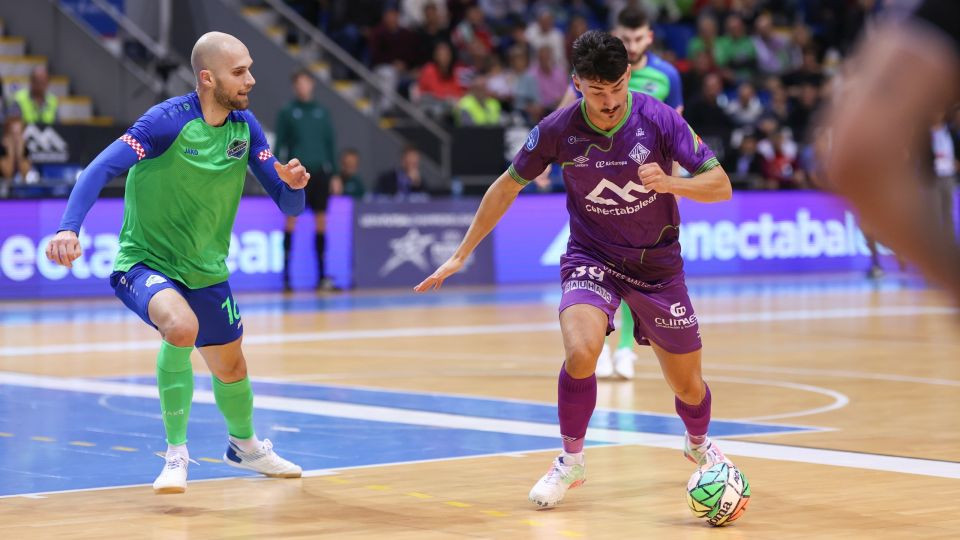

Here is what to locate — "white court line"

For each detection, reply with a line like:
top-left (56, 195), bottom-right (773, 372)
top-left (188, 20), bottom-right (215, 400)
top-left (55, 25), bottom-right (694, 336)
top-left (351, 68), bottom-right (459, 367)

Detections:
top-left (0, 304), bottom-right (956, 358)
top-left (0, 372), bottom-right (957, 481)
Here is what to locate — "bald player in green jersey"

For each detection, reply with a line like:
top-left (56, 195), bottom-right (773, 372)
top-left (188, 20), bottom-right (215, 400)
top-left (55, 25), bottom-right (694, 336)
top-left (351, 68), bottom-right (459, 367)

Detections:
top-left (558, 7), bottom-right (684, 379)
top-left (46, 32), bottom-right (309, 494)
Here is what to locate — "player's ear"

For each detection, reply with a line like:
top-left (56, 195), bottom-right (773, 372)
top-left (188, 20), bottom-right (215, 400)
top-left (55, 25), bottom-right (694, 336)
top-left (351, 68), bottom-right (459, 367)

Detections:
top-left (572, 75), bottom-right (581, 94)
top-left (199, 69), bottom-right (214, 89)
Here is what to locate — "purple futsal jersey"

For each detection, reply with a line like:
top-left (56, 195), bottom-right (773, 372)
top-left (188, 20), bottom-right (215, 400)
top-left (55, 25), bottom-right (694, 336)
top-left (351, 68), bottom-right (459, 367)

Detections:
top-left (509, 92), bottom-right (721, 354)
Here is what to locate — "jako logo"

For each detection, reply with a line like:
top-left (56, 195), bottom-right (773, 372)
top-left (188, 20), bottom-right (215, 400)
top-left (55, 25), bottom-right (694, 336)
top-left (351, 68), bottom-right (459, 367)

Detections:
top-left (586, 179), bottom-right (650, 205)
top-left (670, 302), bottom-right (686, 317)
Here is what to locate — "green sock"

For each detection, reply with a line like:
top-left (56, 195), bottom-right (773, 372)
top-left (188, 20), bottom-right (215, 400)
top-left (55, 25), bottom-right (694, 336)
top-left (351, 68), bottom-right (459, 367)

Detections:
top-left (156, 340), bottom-right (194, 446)
top-left (617, 300), bottom-right (635, 350)
top-left (212, 376), bottom-right (254, 439)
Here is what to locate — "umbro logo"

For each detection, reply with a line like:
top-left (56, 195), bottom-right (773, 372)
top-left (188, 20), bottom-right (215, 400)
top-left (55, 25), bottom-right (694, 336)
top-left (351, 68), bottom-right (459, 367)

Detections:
top-left (572, 155), bottom-right (590, 167)
top-left (629, 143), bottom-right (650, 165)
top-left (145, 275), bottom-right (167, 288)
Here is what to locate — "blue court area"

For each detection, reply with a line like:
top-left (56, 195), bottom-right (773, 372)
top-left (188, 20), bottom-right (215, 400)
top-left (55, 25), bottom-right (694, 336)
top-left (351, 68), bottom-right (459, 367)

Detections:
top-left (0, 377), bottom-right (817, 497)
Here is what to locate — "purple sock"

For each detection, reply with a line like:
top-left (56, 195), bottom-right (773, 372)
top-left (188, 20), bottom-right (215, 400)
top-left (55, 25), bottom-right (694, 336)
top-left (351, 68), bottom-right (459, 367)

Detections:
top-left (675, 382), bottom-right (711, 437)
top-left (558, 366), bottom-right (597, 454)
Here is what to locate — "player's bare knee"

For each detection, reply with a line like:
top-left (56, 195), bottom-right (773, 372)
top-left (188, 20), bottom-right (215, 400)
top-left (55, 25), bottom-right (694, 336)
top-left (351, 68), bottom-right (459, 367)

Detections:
top-left (565, 345), bottom-right (601, 378)
top-left (159, 315), bottom-right (199, 347)
top-left (216, 363), bottom-right (247, 383)
top-left (673, 380), bottom-right (705, 405)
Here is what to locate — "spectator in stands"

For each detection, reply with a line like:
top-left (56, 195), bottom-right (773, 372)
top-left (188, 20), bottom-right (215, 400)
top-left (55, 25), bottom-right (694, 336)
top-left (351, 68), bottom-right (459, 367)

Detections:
top-left (932, 110), bottom-right (959, 244)
top-left (376, 145), bottom-right (429, 198)
top-left (525, 7), bottom-right (566, 69)
top-left (401, 0), bottom-right (447, 29)
top-left (758, 119), bottom-right (804, 189)
top-left (686, 14), bottom-right (719, 64)
top-left (485, 54), bottom-right (515, 108)
top-left (275, 69), bottom-right (338, 292)
top-left (413, 2), bottom-right (451, 68)
top-left (783, 46), bottom-right (824, 94)
top-left (11, 65), bottom-right (57, 125)
top-left (752, 12), bottom-right (790, 76)
top-left (564, 14), bottom-right (589, 67)
top-left (414, 41), bottom-right (468, 120)
top-left (498, 19), bottom-right (532, 60)
top-left (715, 14), bottom-right (757, 82)
top-left (787, 82), bottom-right (819, 141)
top-left (330, 148), bottom-right (366, 201)
top-left (764, 78), bottom-right (790, 126)
top-left (0, 116), bottom-right (33, 198)
top-left (509, 45), bottom-right (542, 123)
top-left (531, 44), bottom-right (568, 112)
top-left (725, 129), bottom-right (764, 189)
top-left (369, 7), bottom-right (419, 105)
top-left (725, 81), bottom-right (763, 128)
top-left (455, 74), bottom-right (502, 126)
top-left (681, 49), bottom-right (716, 106)
top-left (451, 5), bottom-right (495, 61)
top-left (685, 73), bottom-right (733, 163)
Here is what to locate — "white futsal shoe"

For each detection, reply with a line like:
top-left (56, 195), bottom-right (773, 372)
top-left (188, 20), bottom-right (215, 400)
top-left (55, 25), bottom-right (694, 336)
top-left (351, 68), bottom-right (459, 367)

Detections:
top-left (612, 347), bottom-right (636, 379)
top-left (223, 438), bottom-right (302, 478)
top-left (529, 455), bottom-right (586, 509)
top-left (153, 451), bottom-right (194, 494)
top-left (594, 344), bottom-right (614, 379)
top-left (683, 434), bottom-right (732, 468)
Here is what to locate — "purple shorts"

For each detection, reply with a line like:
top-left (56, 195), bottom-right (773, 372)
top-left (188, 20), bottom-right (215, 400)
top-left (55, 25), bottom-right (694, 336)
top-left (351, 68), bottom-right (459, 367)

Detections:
top-left (558, 253), bottom-right (702, 355)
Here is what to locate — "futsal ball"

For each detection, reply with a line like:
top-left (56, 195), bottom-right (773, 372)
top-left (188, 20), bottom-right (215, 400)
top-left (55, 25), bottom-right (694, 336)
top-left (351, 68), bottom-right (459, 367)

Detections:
top-left (686, 461), bottom-right (751, 527)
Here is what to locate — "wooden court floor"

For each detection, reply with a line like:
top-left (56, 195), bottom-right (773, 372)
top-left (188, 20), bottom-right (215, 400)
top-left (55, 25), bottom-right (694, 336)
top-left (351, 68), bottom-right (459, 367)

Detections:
top-left (0, 279), bottom-right (958, 539)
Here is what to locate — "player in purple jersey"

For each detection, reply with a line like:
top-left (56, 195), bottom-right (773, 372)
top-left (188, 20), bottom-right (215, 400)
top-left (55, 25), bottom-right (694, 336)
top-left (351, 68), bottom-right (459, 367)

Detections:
top-left (415, 31), bottom-right (733, 509)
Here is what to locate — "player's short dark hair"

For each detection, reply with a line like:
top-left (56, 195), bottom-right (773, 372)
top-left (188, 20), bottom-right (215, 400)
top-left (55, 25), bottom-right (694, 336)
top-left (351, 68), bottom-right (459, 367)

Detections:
top-left (572, 31), bottom-right (628, 83)
top-left (617, 6), bottom-right (648, 29)
top-left (291, 68), bottom-right (312, 82)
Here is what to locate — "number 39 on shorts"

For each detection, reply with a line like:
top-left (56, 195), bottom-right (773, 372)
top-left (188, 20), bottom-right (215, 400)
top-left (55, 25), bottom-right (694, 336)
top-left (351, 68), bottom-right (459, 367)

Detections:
top-left (571, 266), bottom-right (605, 282)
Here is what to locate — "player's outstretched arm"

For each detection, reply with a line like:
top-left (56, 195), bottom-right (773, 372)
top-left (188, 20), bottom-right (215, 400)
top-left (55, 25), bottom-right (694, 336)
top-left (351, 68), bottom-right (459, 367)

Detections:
top-left (47, 139), bottom-right (140, 268)
top-left (824, 20), bottom-right (960, 301)
top-left (639, 162), bottom-right (731, 203)
top-left (414, 171), bottom-right (525, 292)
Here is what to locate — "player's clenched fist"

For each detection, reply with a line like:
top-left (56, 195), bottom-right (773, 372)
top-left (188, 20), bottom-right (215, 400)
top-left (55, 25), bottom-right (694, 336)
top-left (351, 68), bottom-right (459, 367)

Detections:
top-left (46, 230), bottom-right (82, 268)
top-left (638, 162), bottom-right (675, 194)
top-left (274, 157), bottom-right (311, 189)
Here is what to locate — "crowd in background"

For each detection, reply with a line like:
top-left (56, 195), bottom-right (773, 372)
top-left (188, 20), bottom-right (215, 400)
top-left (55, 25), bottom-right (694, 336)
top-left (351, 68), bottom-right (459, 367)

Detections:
top-left (285, 0), bottom-right (960, 192)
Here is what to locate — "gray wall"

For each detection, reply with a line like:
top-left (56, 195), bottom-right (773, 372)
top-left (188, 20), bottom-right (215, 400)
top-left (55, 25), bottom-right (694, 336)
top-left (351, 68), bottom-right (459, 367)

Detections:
top-left (166, 0), bottom-right (440, 191)
top-left (0, 0), bottom-right (165, 124)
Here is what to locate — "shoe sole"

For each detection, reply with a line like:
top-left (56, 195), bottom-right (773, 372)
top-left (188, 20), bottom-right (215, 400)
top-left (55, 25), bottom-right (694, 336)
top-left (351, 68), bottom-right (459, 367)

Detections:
top-left (222, 456), bottom-right (303, 478)
top-left (529, 479), bottom-right (585, 509)
top-left (153, 485), bottom-right (186, 494)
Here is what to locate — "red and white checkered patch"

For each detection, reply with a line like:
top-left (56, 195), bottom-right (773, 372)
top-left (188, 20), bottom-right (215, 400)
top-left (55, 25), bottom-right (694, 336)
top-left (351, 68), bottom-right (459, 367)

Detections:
top-left (257, 149), bottom-right (273, 162)
top-left (119, 134), bottom-right (146, 160)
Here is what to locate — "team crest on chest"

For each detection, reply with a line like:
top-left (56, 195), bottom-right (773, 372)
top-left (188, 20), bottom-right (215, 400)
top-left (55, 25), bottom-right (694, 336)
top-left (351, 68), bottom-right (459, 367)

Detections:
top-left (226, 138), bottom-right (248, 160)
top-left (629, 142), bottom-right (650, 165)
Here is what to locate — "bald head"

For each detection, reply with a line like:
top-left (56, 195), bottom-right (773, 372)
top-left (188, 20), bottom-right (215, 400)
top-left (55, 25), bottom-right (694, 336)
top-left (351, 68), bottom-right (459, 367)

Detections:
top-left (191, 32), bottom-right (256, 112)
top-left (191, 32), bottom-right (248, 80)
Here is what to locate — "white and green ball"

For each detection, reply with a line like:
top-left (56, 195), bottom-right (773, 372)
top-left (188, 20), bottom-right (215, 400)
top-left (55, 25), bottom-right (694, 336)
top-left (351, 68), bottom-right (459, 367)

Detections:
top-left (686, 461), bottom-right (751, 526)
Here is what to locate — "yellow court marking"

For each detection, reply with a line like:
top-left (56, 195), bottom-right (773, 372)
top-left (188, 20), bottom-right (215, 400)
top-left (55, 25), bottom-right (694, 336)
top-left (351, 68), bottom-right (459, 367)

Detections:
top-left (198, 457), bottom-right (223, 464)
top-left (30, 436), bottom-right (55, 442)
top-left (110, 446), bottom-right (137, 452)
top-left (68, 441), bottom-right (95, 447)
top-left (444, 501), bottom-right (471, 508)
top-left (322, 476), bottom-right (351, 484)
top-left (521, 520), bottom-right (544, 527)
top-left (405, 492), bottom-right (434, 499)
top-left (480, 510), bottom-right (510, 517)
top-left (0, 432), bottom-right (13, 437)
top-left (365, 485), bottom-right (391, 491)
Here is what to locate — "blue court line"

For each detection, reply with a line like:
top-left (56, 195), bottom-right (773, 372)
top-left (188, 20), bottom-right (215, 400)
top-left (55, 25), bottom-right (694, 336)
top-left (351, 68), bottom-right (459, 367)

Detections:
top-left (0, 273), bottom-right (928, 326)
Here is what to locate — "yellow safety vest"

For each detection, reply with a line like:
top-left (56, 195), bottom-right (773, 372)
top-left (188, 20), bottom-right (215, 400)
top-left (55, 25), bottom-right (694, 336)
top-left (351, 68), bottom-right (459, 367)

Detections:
top-left (455, 94), bottom-right (501, 126)
top-left (13, 88), bottom-right (57, 124)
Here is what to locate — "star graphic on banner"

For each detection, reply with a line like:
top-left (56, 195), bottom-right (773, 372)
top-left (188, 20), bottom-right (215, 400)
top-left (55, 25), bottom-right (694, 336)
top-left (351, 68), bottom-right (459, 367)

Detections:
top-left (379, 228), bottom-right (436, 276)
